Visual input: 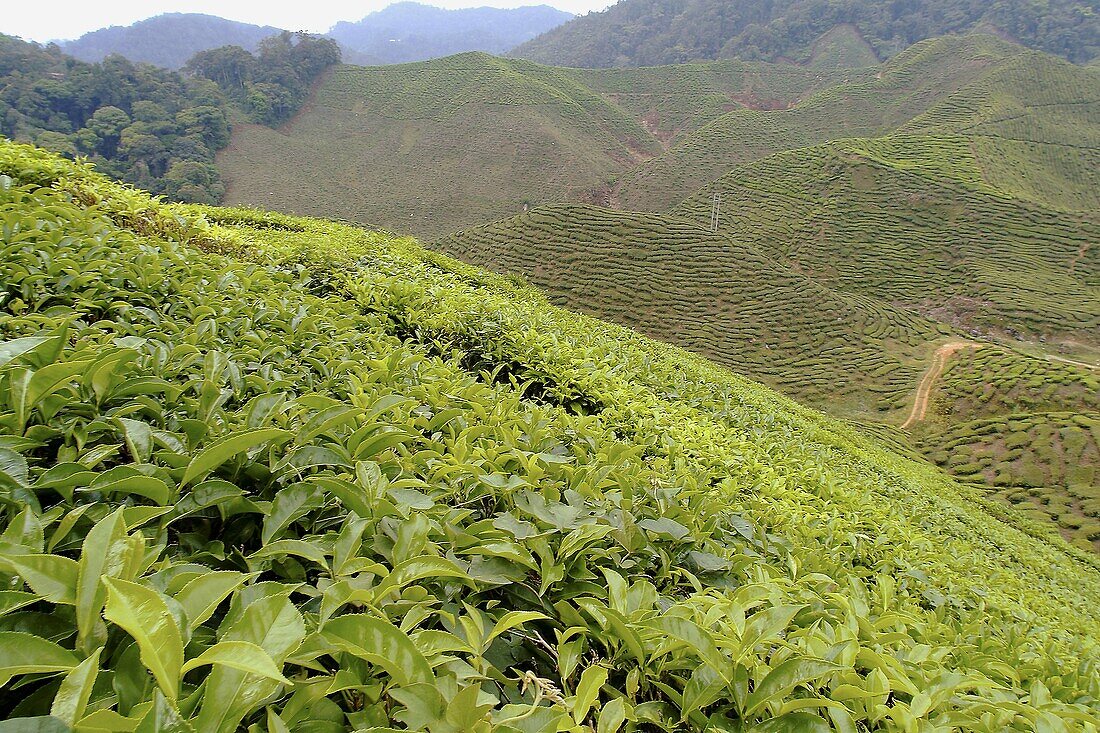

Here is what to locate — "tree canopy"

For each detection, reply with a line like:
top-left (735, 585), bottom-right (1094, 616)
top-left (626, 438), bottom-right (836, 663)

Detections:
top-left (0, 34), bottom-right (229, 203)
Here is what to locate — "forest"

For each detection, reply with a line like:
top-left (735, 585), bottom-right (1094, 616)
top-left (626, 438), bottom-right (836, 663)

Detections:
top-left (0, 32), bottom-right (339, 203)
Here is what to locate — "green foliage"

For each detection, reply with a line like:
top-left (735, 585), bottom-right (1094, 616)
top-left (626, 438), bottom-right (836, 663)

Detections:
top-left (512, 0), bottom-right (1100, 67)
top-left (1, 138), bottom-right (1099, 731)
top-left (186, 32), bottom-right (341, 126)
top-left (0, 34), bottom-right (231, 204)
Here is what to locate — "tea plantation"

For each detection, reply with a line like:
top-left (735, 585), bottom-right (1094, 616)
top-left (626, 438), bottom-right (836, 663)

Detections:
top-left (915, 347), bottom-right (1100, 552)
top-left (436, 204), bottom-right (946, 419)
top-left (3, 140), bottom-right (1100, 730)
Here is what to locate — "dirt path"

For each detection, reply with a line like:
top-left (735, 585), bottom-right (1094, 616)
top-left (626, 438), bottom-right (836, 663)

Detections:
top-left (900, 341), bottom-right (978, 430)
top-left (1046, 354), bottom-right (1099, 370)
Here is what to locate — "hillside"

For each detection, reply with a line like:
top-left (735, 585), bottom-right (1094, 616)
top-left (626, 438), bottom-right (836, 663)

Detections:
top-left (674, 136), bottom-right (1100, 343)
top-left (216, 52), bottom-right (859, 236)
top-left (60, 13), bottom-right (284, 69)
top-left (440, 134), bottom-right (1099, 549)
top-left (918, 348), bottom-right (1100, 551)
top-left (512, 0), bottom-right (1100, 67)
top-left (329, 2), bottom-right (573, 64)
top-left (217, 52), bottom-right (661, 238)
top-left (3, 138), bottom-right (1100, 731)
top-left (616, 35), bottom-right (1100, 212)
top-left (437, 204), bottom-right (947, 418)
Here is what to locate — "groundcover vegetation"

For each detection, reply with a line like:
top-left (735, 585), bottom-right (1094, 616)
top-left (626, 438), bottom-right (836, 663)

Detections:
top-left (0, 141), bottom-right (1098, 731)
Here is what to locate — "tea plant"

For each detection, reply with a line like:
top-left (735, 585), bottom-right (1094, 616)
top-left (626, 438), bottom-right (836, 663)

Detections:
top-left (1, 140), bottom-right (1098, 731)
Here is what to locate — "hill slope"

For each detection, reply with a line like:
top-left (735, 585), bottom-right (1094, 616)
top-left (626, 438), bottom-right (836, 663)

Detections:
top-left (329, 2), bottom-right (573, 64)
top-left (217, 52), bottom-right (661, 238)
top-left (60, 13), bottom-right (284, 69)
top-left (512, 0), bottom-right (1100, 67)
top-left (616, 35), bottom-right (1100, 212)
top-left (3, 138), bottom-right (1100, 731)
top-left (437, 204), bottom-right (946, 417)
top-left (216, 52), bottom-right (863, 236)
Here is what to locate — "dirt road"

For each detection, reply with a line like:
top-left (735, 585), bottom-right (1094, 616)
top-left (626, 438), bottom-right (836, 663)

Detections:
top-left (900, 341), bottom-right (977, 430)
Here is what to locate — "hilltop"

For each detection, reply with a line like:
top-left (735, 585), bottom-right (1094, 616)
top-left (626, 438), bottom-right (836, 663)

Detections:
top-left (59, 13), bottom-right (284, 69)
top-left (2, 138), bottom-right (1100, 730)
top-left (55, 4), bottom-right (574, 70)
top-left (329, 3), bottom-right (573, 64)
top-left (512, 0), bottom-right (1100, 67)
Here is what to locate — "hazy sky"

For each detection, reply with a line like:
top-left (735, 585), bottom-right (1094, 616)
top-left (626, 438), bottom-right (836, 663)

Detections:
top-left (4, 0), bottom-right (614, 43)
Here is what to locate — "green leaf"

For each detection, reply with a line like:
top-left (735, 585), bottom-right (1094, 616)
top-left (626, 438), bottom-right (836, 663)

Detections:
top-left (739, 605), bottom-right (805, 659)
top-left (50, 647), bottom-right (101, 725)
top-left (309, 476), bottom-right (374, 518)
top-left (372, 556), bottom-right (470, 602)
top-left (295, 404), bottom-right (362, 444)
top-left (572, 664), bottom-right (608, 723)
top-left (0, 631), bottom-right (79, 686)
top-left (484, 610), bottom-right (548, 648)
top-left (637, 517), bottom-right (690, 540)
top-left (0, 717), bottom-right (70, 733)
top-left (750, 711), bottom-right (832, 733)
top-left (746, 657), bottom-right (843, 715)
top-left (651, 615), bottom-right (727, 680)
top-left (0, 336), bottom-right (52, 370)
top-left (181, 640), bottom-right (290, 684)
top-left (75, 510), bottom-right (129, 654)
top-left (682, 664), bottom-right (724, 719)
top-left (174, 571), bottom-right (248, 631)
top-left (261, 484), bottom-right (322, 545)
top-left (103, 578), bottom-right (184, 701)
top-left (135, 690), bottom-right (194, 733)
top-left (322, 614), bottom-right (433, 686)
top-left (24, 359), bottom-right (91, 412)
top-left (597, 697), bottom-right (628, 733)
top-left (87, 473), bottom-right (171, 506)
top-left (192, 592), bottom-right (304, 733)
top-left (0, 591), bottom-right (39, 616)
top-left (180, 428), bottom-right (289, 486)
top-left (250, 539), bottom-right (330, 569)
top-left (0, 448), bottom-right (29, 487)
top-left (3, 554), bottom-right (78, 604)
top-left (115, 418), bottom-right (154, 464)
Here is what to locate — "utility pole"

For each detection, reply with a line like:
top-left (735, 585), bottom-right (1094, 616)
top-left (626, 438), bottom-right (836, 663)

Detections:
top-left (710, 192), bottom-right (722, 233)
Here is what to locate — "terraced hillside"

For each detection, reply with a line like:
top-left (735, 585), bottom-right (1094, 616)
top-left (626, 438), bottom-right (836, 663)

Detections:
top-left (217, 51), bottom-right (875, 234)
top-left (616, 35), bottom-right (1099, 212)
top-left (437, 204), bottom-right (947, 419)
top-left (218, 52), bottom-right (659, 238)
top-left (4, 140), bottom-right (1100, 731)
top-left (899, 50), bottom-right (1100, 211)
top-left (565, 61), bottom-right (867, 147)
top-left (916, 348), bottom-right (1100, 551)
top-left (675, 136), bottom-right (1100, 344)
top-left (220, 35), bottom-right (1095, 233)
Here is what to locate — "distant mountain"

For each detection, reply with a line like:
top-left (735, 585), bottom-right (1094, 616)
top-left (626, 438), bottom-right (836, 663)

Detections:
top-left (329, 2), bottom-right (573, 64)
top-left (60, 13), bottom-right (285, 69)
top-left (512, 0), bottom-right (1100, 67)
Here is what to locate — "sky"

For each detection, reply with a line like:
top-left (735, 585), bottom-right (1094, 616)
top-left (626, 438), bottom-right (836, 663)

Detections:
top-left (4, 0), bottom-right (614, 43)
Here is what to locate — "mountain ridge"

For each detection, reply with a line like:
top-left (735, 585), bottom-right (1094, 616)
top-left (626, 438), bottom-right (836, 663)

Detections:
top-left (512, 0), bottom-right (1100, 67)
